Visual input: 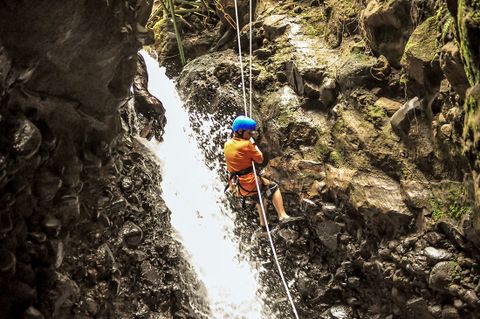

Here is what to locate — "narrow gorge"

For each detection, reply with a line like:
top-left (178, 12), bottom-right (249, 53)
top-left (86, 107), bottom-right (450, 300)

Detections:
top-left (0, 0), bottom-right (479, 319)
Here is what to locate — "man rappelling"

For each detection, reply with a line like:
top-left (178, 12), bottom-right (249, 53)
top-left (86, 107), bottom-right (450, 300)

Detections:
top-left (224, 115), bottom-right (301, 228)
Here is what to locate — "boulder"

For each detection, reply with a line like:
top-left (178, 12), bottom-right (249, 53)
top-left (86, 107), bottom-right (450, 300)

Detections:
top-left (263, 15), bottom-right (289, 40)
top-left (401, 16), bottom-right (443, 95)
top-left (400, 178), bottom-right (432, 210)
top-left (374, 97), bottom-right (402, 116)
top-left (335, 53), bottom-right (378, 89)
top-left (360, 0), bottom-right (417, 66)
top-left (318, 77), bottom-right (337, 108)
top-left (315, 220), bottom-right (340, 251)
top-left (325, 166), bottom-right (412, 230)
top-left (424, 247), bottom-right (452, 264)
top-left (428, 261), bottom-right (459, 292)
top-left (9, 117), bottom-right (42, 159)
top-left (440, 42), bottom-right (469, 99)
top-left (349, 171), bottom-right (412, 221)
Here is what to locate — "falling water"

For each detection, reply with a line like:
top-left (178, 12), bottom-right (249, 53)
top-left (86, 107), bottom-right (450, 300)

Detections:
top-left (140, 51), bottom-right (265, 319)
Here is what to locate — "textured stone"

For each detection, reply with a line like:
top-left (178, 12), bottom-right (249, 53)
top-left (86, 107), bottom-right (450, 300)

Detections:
top-left (424, 247), bottom-right (452, 264)
top-left (440, 42), bottom-right (469, 99)
top-left (10, 118), bottom-right (42, 159)
top-left (22, 306), bottom-right (45, 319)
top-left (429, 261), bottom-right (459, 292)
top-left (120, 221), bottom-right (143, 248)
top-left (401, 16), bottom-right (442, 94)
top-left (263, 15), bottom-right (289, 40)
top-left (315, 220), bottom-right (340, 251)
top-left (360, 0), bottom-right (418, 66)
top-left (374, 97), bottom-right (402, 116)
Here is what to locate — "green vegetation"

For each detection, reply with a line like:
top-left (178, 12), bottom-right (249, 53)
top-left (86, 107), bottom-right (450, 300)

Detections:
top-left (328, 150), bottom-right (344, 167)
top-left (313, 141), bottom-right (330, 160)
top-left (429, 185), bottom-right (473, 221)
top-left (366, 104), bottom-right (386, 122)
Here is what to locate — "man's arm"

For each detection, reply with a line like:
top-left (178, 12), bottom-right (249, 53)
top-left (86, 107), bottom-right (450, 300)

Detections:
top-left (248, 139), bottom-right (263, 164)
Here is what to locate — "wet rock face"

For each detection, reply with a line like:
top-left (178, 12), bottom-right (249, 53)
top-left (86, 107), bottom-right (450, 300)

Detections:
top-left (169, 0), bottom-right (480, 317)
top-left (0, 1), bottom-right (180, 318)
top-left (124, 53), bottom-right (167, 141)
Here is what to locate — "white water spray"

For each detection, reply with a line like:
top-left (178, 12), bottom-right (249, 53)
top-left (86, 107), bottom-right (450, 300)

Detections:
top-left (140, 52), bottom-right (265, 319)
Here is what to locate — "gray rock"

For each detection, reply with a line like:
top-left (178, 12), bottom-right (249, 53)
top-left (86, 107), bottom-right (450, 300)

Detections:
top-left (424, 247), bottom-right (452, 264)
top-left (42, 214), bottom-right (61, 237)
top-left (319, 77), bottom-right (337, 108)
top-left (441, 306), bottom-right (460, 319)
top-left (321, 305), bottom-right (353, 319)
top-left (141, 260), bottom-right (163, 285)
top-left (0, 249), bottom-right (16, 273)
top-left (406, 297), bottom-right (435, 319)
top-left (22, 306), bottom-right (45, 319)
top-left (462, 290), bottom-right (479, 306)
top-left (263, 15), bottom-right (289, 40)
top-left (10, 118), bottom-right (42, 159)
top-left (440, 42), bottom-right (469, 99)
top-left (34, 168), bottom-right (62, 202)
top-left (429, 261), bottom-right (459, 292)
top-left (315, 220), bottom-right (340, 250)
top-left (401, 16), bottom-right (442, 94)
top-left (360, 0), bottom-right (417, 66)
top-left (277, 228), bottom-right (299, 243)
top-left (120, 221), bottom-right (143, 248)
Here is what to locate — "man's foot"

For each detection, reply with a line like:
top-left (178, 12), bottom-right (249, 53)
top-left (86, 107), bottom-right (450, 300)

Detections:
top-left (279, 215), bottom-right (304, 224)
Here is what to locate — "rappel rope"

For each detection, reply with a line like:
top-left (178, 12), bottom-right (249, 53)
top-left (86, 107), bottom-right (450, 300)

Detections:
top-left (232, 1), bottom-right (300, 318)
top-left (233, 0), bottom-right (248, 116)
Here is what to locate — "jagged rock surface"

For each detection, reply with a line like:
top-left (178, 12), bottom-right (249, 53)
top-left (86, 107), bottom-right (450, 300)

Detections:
top-left (158, 0), bottom-right (480, 317)
top-left (0, 1), bottom-right (205, 318)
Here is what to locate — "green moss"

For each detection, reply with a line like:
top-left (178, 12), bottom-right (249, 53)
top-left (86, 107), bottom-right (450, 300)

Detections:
top-left (367, 104), bottom-right (386, 120)
top-left (458, 0), bottom-right (480, 84)
top-left (328, 150), bottom-right (344, 167)
top-left (314, 141), bottom-right (330, 159)
top-left (429, 185), bottom-right (473, 221)
top-left (402, 16), bottom-right (439, 64)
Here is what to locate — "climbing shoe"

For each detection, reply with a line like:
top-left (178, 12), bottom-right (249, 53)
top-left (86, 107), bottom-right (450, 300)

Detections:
top-left (279, 215), bottom-right (304, 225)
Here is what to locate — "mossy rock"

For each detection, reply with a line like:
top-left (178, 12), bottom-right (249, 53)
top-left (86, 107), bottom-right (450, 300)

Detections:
top-left (457, 0), bottom-right (480, 85)
top-left (401, 16), bottom-right (439, 65)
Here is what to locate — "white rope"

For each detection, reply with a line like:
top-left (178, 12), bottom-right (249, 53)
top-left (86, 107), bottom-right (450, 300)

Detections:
top-left (252, 161), bottom-right (300, 319)
top-left (230, 1), bottom-right (300, 317)
top-left (249, 0), bottom-right (253, 116)
top-left (233, 0), bottom-right (248, 116)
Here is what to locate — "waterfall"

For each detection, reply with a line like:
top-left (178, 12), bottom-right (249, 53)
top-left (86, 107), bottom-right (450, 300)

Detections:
top-left (140, 51), bottom-right (266, 319)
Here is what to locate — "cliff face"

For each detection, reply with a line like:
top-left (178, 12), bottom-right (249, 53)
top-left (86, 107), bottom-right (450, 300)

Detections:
top-left (0, 0), bottom-right (145, 316)
top-left (153, 0), bottom-right (480, 317)
top-left (0, 1), bottom-right (206, 318)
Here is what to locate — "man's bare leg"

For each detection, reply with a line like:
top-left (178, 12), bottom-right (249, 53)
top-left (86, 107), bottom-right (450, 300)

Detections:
top-left (257, 199), bottom-right (267, 226)
top-left (271, 189), bottom-right (289, 220)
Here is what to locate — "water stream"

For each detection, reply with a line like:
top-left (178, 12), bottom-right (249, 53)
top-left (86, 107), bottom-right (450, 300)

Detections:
top-left (140, 52), bottom-right (266, 319)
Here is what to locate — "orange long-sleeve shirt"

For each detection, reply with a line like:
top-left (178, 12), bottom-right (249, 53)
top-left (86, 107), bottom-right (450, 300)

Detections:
top-left (224, 137), bottom-right (263, 196)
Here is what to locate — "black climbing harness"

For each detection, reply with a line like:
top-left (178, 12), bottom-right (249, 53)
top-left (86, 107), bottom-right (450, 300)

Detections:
top-left (224, 166), bottom-right (255, 196)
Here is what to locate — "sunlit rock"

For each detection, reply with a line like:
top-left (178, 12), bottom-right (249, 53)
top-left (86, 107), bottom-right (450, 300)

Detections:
top-left (361, 0), bottom-right (418, 66)
top-left (440, 42), bottom-right (469, 99)
top-left (429, 261), bottom-right (459, 292)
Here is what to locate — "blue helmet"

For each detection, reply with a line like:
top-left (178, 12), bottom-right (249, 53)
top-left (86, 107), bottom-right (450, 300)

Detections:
top-left (232, 116), bottom-right (256, 132)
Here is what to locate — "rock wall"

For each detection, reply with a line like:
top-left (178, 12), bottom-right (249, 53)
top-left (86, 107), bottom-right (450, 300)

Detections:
top-left (152, 0), bottom-right (480, 317)
top-left (0, 1), bottom-right (205, 318)
top-left (448, 0), bottom-right (480, 248)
